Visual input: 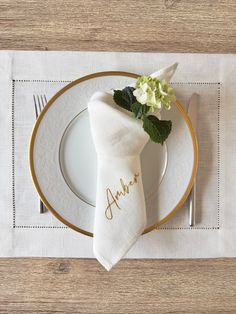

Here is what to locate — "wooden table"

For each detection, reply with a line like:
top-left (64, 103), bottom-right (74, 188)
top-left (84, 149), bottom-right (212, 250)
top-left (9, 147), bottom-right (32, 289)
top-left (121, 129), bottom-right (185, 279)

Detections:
top-left (1, 1), bottom-right (236, 313)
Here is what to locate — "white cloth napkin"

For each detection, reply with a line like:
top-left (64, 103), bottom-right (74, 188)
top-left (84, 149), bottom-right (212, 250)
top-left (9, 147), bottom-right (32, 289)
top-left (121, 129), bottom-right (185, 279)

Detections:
top-left (88, 63), bottom-right (178, 270)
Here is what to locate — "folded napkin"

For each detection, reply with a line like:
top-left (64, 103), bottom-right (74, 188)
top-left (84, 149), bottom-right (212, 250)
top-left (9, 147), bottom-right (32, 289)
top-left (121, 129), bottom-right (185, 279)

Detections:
top-left (88, 63), bottom-right (178, 270)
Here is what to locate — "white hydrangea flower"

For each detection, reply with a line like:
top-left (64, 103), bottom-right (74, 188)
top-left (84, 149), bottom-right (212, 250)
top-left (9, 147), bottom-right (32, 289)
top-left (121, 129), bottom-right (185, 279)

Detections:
top-left (133, 76), bottom-right (176, 113)
top-left (133, 83), bottom-right (148, 105)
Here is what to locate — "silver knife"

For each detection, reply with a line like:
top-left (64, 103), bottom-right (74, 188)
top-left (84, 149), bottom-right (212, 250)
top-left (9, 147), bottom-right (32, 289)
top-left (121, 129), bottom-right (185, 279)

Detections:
top-left (187, 93), bottom-right (199, 226)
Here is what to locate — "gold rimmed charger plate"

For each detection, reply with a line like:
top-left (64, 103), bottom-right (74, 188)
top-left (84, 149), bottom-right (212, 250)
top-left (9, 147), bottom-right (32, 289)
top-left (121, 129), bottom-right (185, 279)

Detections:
top-left (29, 71), bottom-right (198, 237)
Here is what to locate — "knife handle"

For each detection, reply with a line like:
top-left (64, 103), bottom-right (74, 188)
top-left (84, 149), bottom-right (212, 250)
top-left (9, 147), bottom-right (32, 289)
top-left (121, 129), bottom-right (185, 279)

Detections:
top-left (189, 181), bottom-right (196, 226)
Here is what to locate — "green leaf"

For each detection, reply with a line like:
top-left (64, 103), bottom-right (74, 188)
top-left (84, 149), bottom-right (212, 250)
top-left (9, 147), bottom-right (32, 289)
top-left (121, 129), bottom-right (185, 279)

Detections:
top-left (143, 115), bottom-right (172, 144)
top-left (131, 102), bottom-right (150, 119)
top-left (131, 102), bottom-right (141, 118)
top-left (123, 86), bottom-right (136, 104)
top-left (113, 87), bottom-right (135, 112)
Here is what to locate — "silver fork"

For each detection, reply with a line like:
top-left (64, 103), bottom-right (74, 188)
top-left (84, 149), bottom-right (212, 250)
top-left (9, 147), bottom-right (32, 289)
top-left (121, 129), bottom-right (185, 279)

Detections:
top-left (33, 94), bottom-right (48, 214)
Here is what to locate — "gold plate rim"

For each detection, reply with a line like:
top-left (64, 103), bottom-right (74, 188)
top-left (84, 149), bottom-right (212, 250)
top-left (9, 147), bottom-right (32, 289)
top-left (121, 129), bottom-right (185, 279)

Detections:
top-left (29, 71), bottom-right (198, 237)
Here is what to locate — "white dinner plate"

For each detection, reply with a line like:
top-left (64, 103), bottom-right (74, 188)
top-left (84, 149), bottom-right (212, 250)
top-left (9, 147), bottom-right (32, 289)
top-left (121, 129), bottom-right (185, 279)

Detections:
top-left (29, 72), bottom-right (198, 236)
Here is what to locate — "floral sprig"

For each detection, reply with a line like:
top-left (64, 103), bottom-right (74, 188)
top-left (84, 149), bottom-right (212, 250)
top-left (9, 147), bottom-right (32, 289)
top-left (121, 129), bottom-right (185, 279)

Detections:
top-left (113, 76), bottom-right (176, 144)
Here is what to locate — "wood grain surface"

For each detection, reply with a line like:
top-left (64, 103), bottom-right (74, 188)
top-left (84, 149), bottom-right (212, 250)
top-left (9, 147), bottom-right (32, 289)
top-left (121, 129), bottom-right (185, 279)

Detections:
top-left (1, 0), bottom-right (236, 313)
top-left (1, 258), bottom-right (236, 313)
top-left (0, 0), bottom-right (236, 52)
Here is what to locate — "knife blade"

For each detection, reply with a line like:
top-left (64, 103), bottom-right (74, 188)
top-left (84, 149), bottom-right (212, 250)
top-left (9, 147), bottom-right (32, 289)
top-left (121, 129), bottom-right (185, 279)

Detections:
top-left (187, 93), bottom-right (199, 226)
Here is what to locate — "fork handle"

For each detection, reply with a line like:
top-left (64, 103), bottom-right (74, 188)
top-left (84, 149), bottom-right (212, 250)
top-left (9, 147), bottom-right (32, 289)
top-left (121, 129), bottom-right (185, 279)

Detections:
top-left (189, 182), bottom-right (196, 226)
top-left (40, 200), bottom-right (45, 214)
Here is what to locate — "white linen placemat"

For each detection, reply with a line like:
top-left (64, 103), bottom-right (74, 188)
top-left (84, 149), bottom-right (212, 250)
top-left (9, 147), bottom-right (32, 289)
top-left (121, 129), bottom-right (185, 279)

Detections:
top-left (0, 51), bottom-right (235, 259)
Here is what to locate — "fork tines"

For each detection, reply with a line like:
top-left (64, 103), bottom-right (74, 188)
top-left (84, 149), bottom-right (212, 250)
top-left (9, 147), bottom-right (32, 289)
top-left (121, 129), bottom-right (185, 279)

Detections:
top-left (33, 94), bottom-right (48, 119)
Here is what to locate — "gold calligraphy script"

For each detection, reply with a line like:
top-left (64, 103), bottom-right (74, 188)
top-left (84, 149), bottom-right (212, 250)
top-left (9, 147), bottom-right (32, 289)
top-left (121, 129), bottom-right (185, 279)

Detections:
top-left (105, 173), bottom-right (139, 220)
